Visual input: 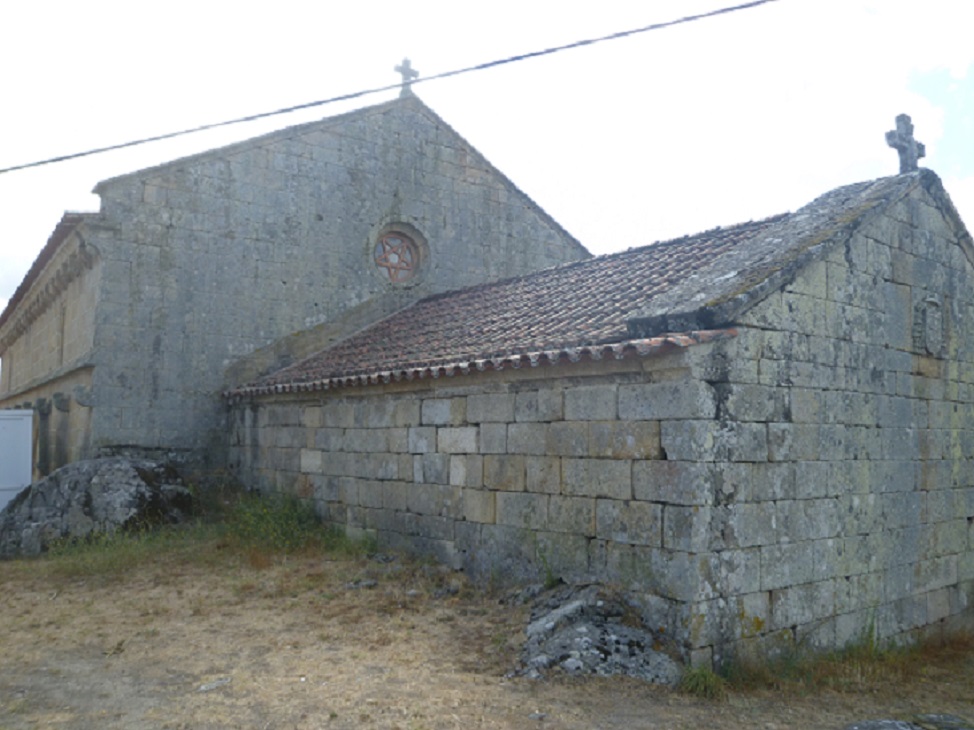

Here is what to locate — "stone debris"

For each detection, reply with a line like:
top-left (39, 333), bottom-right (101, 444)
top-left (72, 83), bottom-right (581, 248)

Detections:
top-left (0, 457), bottom-right (193, 558)
top-left (102, 640), bottom-right (125, 657)
top-left (508, 584), bottom-right (682, 685)
top-left (432, 582), bottom-right (461, 599)
top-left (197, 677), bottom-right (232, 693)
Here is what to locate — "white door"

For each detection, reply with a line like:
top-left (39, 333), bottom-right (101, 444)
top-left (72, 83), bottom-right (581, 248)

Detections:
top-left (0, 410), bottom-right (33, 510)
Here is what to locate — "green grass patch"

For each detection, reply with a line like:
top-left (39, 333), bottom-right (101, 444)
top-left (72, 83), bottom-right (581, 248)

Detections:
top-left (15, 492), bottom-right (374, 580)
top-left (679, 666), bottom-right (728, 700)
top-left (39, 521), bottom-right (221, 580)
top-left (223, 492), bottom-right (372, 560)
top-left (224, 492), bottom-right (321, 553)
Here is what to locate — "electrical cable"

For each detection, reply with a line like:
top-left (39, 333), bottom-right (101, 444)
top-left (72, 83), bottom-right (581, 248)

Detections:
top-left (0, 0), bottom-right (780, 176)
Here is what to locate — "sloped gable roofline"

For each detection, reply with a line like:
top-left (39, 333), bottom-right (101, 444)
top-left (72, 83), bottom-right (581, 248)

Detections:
top-left (90, 94), bottom-right (588, 258)
top-left (627, 170), bottom-right (969, 338)
top-left (406, 98), bottom-right (588, 258)
top-left (926, 169), bottom-right (974, 266)
top-left (92, 96), bottom-right (406, 193)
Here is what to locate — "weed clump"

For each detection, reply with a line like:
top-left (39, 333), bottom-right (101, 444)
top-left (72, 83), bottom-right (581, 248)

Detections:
top-left (32, 491), bottom-right (372, 579)
top-left (225, 493), bottom-right (320, 553)
top-left (224, 492), bottom-right (373, 564)
top-left (679, 665), bottom-right (728, 700)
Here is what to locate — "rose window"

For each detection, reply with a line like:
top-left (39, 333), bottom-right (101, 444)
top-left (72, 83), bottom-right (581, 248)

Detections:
top-left (374, 232), bottom-right (420, 283)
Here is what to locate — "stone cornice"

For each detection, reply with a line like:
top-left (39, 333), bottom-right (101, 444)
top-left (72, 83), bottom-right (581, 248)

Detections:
top-left (0, 230), bottom-right (98, 353)
top-left (0, 213), bottom-right (97, 334)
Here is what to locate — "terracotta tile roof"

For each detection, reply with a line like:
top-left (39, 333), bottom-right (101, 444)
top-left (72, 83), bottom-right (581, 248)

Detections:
top-left (230, 216), bottom-right (783, 398)
top-left (229, 171), bottom-right (942, 400)
top-left (627, 173), bottom-right (928, 336)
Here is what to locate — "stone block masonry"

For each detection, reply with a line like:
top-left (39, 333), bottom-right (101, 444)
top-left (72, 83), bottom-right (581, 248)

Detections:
top-left (229, 366), bottom-right (712, 605)
top-left (38, 96), bottom-right (586, 468)
top-left (227, 303), bottom-right (972, 668)
top-left (228, 186), bottom-right (974, 667)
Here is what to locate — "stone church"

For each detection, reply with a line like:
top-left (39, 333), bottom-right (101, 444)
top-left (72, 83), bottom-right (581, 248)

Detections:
top-left (2, 94), bottom-right (973, 667)
top-left (225, 137), bottom-right (974, 663)
top-left (0, 93), bottom-right (588, 476)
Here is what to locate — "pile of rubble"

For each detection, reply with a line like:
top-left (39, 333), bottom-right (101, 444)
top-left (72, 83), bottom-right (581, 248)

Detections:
top-left (507, 583), bottom-right (683, 685)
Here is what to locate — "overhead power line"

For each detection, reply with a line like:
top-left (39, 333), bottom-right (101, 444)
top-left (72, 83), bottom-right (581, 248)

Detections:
top-left (0, 0), bottom-right (780, 176)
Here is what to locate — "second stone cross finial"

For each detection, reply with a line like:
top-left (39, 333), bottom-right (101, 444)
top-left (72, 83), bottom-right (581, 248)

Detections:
top-left (886, 113), bottom-right (925, 174)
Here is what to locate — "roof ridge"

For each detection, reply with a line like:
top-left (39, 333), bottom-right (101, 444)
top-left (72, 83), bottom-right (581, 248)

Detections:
top-left (417, 212), bottom-right (790, 307)
top-left (626, 173), bottom-right (927, 336)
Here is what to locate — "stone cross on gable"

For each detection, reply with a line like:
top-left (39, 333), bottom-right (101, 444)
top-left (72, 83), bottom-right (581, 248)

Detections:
top-left (886, 113), bottom-right (925, 174)
top-left (395, 58), bottom-right (419, 98)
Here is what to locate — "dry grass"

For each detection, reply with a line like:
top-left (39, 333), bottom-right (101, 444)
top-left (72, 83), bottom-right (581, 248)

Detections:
top-left (0, 522), bottom-right (972, 729)
top-left (723, 629), bottom-right (974, 697)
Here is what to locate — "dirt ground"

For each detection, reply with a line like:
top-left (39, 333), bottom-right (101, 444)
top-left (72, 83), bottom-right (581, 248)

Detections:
top-left (0, 544), bottom-right (972, 730)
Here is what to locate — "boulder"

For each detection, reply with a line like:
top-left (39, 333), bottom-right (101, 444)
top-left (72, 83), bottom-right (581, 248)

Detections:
top-left (0, 458), bottom-right (194, 558)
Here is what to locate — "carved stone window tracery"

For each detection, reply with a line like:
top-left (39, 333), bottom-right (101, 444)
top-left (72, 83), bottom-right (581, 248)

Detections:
top-left (370, 224), bottom-right (428, 286)
top-left (374, 232), bottom-right (420, 283)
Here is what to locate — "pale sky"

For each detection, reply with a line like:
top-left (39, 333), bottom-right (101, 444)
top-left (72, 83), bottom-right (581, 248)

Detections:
top-left (2, 0), bottom-right (973, 316)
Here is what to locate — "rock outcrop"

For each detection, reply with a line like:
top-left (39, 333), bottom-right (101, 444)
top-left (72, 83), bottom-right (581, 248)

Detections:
top-left (0, 458), bottom-right (194, 558)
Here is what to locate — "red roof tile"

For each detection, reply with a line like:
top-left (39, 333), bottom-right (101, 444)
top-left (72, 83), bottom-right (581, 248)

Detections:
top-left (233, 330), bottom-right (737, 397)
top-left (231, 216), bottom-right (783, 398)
top-left (229, 171), bottom-right (938, 400)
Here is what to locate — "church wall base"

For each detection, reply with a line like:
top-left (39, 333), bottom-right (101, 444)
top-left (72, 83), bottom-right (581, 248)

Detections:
top-left (227, 324), bottom-right (974, 668)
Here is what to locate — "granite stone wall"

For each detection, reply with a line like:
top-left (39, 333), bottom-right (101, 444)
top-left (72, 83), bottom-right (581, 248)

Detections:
top-left (80, 97), bottom-right (585, 464)
top-left (227, 358), bottom-right (720, 649)
top-left (227, 189), bottom-right (974, 666)
top-left (708, 191), bottom-right (974, 663)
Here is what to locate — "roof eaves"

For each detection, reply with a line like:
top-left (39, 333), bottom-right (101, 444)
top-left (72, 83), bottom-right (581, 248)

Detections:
top-left (224, 328), bottom-right (735, 401)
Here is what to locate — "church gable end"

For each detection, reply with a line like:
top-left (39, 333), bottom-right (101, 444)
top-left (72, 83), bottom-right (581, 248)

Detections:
top-left (6, 95), bottom-right (589, 471)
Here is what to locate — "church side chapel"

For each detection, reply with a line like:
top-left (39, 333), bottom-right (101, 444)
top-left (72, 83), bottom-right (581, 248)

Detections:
top-left (227, 115), bottom-right (974, 666)
top-left (0, 66), bottom-right (587, 478)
